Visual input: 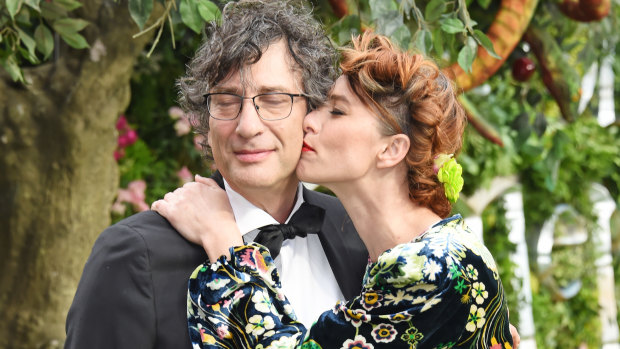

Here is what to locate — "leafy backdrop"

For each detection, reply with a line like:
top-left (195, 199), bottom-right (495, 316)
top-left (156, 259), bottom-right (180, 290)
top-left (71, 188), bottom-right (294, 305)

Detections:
top-left (1, 0), bottom-right (619, 347)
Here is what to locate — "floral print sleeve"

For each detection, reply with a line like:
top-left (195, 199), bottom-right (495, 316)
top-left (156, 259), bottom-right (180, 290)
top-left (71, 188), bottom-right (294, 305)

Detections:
top-left (187, 215), bottom-right (513, 349)
top-left (187, 244), bottom-right (305, 348)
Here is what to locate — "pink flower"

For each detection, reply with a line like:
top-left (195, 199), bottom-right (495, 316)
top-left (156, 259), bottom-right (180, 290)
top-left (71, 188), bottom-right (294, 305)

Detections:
top-left (128, 180), bottom-right (146, 202)
top-left (134, 201), bottom-right (149, 212)
top-left (118, 129), bottom-right (138, 148)
top-left (168, 106), bottom-right (185, 120)
top-left (114, 149), bottom-right (125, 161)
top-left (174, 117), bottom-right (192, 136)
top-left (116, 115), bottom-right (128, 131)
top-left (110, 200), bottom-right (126, 215)
top-left (233, 290), bottom-right (245, 300)
top-left (116, 188), bottom-right (133, 203)
top-left (177, 166), bottom-right (193, 184)
top-left (216, 324), bottom-right (230, 339)
top-left (238, 249), bottom-right (257, 269)
top-left (112, 180), bottom-right (149, 214)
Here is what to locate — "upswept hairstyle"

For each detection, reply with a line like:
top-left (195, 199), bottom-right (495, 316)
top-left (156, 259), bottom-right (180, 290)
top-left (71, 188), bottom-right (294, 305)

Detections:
top-left (340, 32), bottom-right (467, 217)
top-left (177, 0), bottom-right (338, 154)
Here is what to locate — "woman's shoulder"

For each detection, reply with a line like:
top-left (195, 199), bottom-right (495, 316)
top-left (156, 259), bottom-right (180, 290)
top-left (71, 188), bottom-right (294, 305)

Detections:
top-left (366, 215), bottom-right (500, 288)
top-left (423, 215), bottom-right (499, 274)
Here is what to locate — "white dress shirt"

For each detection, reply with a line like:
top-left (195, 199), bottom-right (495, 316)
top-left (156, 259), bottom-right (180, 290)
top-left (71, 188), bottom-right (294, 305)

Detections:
top-left (224, 180), bottom-right (345, 328)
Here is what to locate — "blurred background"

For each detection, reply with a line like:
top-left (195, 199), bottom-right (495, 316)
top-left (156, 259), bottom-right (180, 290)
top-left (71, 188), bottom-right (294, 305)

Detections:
top-left (1, 0), bottom-right (619, 347)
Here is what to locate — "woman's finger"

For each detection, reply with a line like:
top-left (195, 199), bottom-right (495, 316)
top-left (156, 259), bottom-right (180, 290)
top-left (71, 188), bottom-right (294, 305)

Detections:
top-left (151, 200), bottom-right (168, 216)
top-left (163, 191), bottom-right (175, 202)
top-left (195, 175), bottom-right (216, 186)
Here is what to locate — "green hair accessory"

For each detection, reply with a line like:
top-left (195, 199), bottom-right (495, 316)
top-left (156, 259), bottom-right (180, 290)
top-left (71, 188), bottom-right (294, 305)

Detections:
top-left (434, 154), bottom-right (464, 203)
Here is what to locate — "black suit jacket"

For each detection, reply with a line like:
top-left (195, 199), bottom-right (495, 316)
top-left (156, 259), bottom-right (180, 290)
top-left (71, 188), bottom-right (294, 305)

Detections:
top-left (65, 179), bottom-right (367, 349)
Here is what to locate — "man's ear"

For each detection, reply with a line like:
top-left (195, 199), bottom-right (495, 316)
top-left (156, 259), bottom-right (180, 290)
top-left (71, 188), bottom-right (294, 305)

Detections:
top-left (377, 134), bottom-right (410, 169)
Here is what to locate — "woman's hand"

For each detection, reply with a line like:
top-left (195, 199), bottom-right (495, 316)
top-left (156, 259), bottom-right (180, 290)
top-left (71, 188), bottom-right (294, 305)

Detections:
top-left (151, 175), bottom-right (243, 261)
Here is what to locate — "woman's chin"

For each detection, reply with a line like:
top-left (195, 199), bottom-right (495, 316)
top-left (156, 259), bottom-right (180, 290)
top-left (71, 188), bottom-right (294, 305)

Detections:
top-left (296, 164), bottom-right (320, 185)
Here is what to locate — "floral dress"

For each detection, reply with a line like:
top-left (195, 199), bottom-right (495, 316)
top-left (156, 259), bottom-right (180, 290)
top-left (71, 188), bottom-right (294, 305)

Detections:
top-left (187, 215), bottom-right (513, 348)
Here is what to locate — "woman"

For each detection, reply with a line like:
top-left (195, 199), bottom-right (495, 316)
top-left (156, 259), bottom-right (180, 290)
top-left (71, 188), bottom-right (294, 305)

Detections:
top-left (153, 32), bottom-right (513, 348)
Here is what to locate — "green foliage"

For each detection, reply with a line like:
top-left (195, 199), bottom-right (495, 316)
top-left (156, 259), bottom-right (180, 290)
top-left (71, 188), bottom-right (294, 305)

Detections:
top-left (129, 0), bottom-right (153, 30)
top-left (111, 30), bottom-right (212, 221)
top-left (0, 0), bottom-right (88, 81)
top-left (530, 236), bottom-right (601, 348)
top-left (319, 0), bottom-right (496, 73)
top-left (481, 199), bottom-right (519, 326)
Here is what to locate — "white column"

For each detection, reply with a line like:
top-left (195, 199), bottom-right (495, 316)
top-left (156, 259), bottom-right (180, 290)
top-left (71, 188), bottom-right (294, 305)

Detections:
top-left (590, 184), bottom-right (620, 348)
top-left (464, 215), bottom-right (484, 243)
top-left (504, 190), bottom-right (537, 349)
top-left (597, 55), bottom-right (615, 127)
top-left (463, 175), bottom-right (519, 243)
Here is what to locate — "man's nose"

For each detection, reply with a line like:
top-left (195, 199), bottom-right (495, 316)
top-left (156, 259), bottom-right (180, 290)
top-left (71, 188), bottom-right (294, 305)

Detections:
top-left (235, 98), bottom-right (264, 138)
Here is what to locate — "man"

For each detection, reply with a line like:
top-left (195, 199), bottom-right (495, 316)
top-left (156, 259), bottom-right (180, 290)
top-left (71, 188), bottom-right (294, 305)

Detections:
top-left (65, 1), bottom-right (368, 348)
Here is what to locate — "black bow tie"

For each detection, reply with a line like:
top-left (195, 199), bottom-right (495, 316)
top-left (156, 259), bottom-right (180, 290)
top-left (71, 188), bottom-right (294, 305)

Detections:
top-left (254, 202), bottom-right (325, 259)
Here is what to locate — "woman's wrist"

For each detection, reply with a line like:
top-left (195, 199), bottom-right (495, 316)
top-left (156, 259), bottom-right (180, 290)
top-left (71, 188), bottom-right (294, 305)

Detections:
top-left (201, 222), bottom-right (243, 261)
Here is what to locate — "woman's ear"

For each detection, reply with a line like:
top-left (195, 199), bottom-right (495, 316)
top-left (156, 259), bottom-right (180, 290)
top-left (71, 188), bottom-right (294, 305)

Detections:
top-left (377, 134), bottom-right (410, 169)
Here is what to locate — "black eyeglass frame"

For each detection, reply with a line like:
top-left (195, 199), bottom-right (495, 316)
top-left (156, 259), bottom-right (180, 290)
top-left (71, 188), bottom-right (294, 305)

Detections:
top-left (204, 92), bottom-right (308, 121)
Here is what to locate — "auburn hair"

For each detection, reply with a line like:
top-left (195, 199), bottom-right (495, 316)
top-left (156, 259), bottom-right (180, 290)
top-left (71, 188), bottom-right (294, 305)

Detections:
top-left (340, 32), bottom-right (467, 217)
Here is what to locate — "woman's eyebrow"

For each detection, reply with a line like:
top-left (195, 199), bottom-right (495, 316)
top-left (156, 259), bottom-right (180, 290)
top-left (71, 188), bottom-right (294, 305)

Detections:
top-left (328, 93), bottom-right (350, 106)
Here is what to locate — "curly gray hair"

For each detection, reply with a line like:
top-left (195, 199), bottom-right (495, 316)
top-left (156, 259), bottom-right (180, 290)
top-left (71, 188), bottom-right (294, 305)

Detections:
top-left (177, 0), bottom-right (338, 157)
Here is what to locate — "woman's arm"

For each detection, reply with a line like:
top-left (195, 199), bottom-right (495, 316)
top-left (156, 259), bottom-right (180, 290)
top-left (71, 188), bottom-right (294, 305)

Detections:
top-left (187, 244), bottom-right (307, 348)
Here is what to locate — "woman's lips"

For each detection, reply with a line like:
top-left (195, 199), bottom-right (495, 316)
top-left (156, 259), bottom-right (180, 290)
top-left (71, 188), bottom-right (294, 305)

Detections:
top-left (301, 141), bottom-right (315, 152)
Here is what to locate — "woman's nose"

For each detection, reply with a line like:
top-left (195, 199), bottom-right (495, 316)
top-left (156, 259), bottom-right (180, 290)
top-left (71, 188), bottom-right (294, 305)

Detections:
top-left (303, 109), bottom-right (321, 134)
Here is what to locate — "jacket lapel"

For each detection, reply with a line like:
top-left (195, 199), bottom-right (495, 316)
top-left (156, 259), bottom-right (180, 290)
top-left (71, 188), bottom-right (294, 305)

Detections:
top-left (211, 171), bottom-right (225, 189)
top-left (302, 186), bottom-right (367, 300)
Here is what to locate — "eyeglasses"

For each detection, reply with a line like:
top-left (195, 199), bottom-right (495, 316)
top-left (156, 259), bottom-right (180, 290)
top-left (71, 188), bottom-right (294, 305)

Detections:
top-left (204, 92), bottom-right (308, 121)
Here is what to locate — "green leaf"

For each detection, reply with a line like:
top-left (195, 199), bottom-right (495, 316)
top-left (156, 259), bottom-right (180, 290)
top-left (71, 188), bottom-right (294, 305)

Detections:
top-left (440, 18), bottom-right (465, 34)
top-left (7, 0), bottom-right (21, 19)
top-left (40, 1), bottom-right (68, 20)
top-left (369, 0), bottom-right (398, 20)
top-left (477, 0), bottom-right (492, 9)
top-left (16, 28), bottom-right (38, 63)
top-left (510, 112), bottom-right (532, 149)
top-left (24, 0), bottom-right (41, 11)
top-left (54, 0), bottom-right (82, 11)
top-left (424, 0), bottom-right (446, 22)
top-left (197, 0), bottom-right (220, 22)
top-left (179, 0), bottom-right (203, 34)
top-left (18, 46), bottom-right (39, 64)
top-left (51, 18), bottom-right (90, 49)
top-left (473, 29), bottom-right (500, 59)
top-left (0, 54), bottom-right (25, 82)
top-left (53, 18), bottom-right (90, 33)
top-left (128, 0), bottom-right (153, 30)
top-left (432, 27), bottom-right (444, 57)
top-left (58, 31), bottom-right (89, 49)
top-left (377, 12), bottom-right (403, 37)
top-left (333, 15), bottom-right (361, 45)
top-left (457, 37), bottom-right (477, 73)
top-left (15, 7), bottom-right (31, 25)
top-left (34, 24), bottom-right (54, 59)
top-left (414, 29), bottom-right (432, 55)
top-left (391, 25), bottom-right (411, 51)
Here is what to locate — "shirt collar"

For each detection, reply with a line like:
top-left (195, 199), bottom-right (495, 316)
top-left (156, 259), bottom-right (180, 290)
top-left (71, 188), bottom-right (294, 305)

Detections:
top-left (223, 179), bottom-right (305, 236)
